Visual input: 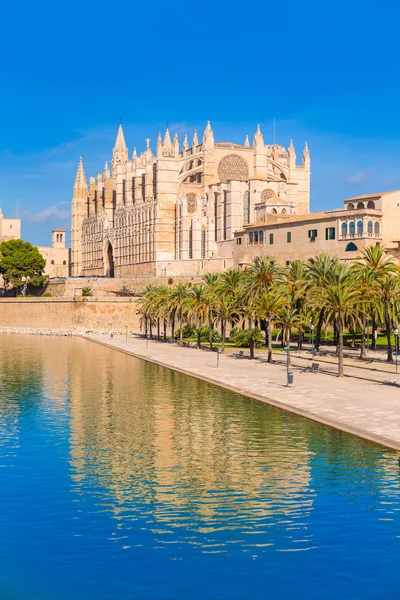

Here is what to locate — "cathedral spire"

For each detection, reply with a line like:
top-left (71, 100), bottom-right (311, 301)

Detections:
top-left (182, 134), bottom-right (189, 151)
top-left (288, 139), bottom-right (296, 168)
top-left (244, 135), bottom-right (250, 147)
top-left (192, 130), bottom-right (199, 148)
top-left (163, 127), bottom-right (172, 156)
top-left (157, 132), bottom-right (163, 157)
top-left (253, 124), bottom-right (264, 148)
top-left (202, 121), bottom-right (214, 149)
top-left (112, 123), bottom-right (128, 175)
top-left (103, 160), bottom-right (110, 180)
top-left (302, 141), bottom-right (310, 168)
top-left (73, 157), bottom-right (88, 198)
top-left (173, 132), bottom-right (179, 157)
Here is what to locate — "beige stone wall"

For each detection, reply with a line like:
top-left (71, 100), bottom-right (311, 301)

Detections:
top-left (234, 208), bottom-right (383, 267)
top-left (0, 297), bottom-right (142, 331)
top-left (0, 216), bottom-right (21, 241)
top-left (37, 245), bottom-right (70, 278)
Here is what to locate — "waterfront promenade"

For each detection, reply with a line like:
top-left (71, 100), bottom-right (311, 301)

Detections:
top-left (86, 334), bottom-right (400, 451)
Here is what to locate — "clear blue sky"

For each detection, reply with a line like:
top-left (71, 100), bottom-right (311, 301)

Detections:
top-left (0, 0), bottom-right (399, 246)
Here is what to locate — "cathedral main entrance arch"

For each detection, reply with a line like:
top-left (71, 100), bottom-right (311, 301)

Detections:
top-left (105, 243), bottom-right (115, 278)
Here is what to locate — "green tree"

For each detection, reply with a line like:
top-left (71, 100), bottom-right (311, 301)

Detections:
top-left (0, 239), bottom-right (47, 295)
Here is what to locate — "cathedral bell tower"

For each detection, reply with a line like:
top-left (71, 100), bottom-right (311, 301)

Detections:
top-left (71, 157), bottom-right (88, 276)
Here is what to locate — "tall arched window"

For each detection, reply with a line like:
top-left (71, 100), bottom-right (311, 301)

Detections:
top-left (243, 191), bottom-right (250, 225)
top-left (347, 203), bottom-right (354, 210)
top-left (367, 200), bottom-right (375, 209)
top-left (201, 227), bottom-right (206, 259)
top-left (357, 202), bottom-right (364, 209)
top-left (367, 221), bottom-right (373, 234)
top-left (357, 220), bottom-right (363, 234)
top-left (342, 222), bottom-right (348, 236)
top-left (349, 221), bottom-right (355, 235)
top-left (374, 221), bottom-right (380, 234)
top-left (188, 221), bottom-right (193, 259)
top-left (249, 232), bottom-right (254, 244)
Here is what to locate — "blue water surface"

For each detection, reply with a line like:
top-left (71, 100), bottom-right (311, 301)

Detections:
top-left (0, 334), bottom-right (399, 599)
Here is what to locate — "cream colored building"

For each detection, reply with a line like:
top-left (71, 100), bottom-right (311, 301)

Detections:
top-left (0, 208), bottom-right (21, 242)
top-left (234, 191), bottom-right (400, 267)
top-left (37, 229), bottom-right (70, 278)
top-left (71, 122), bottom-right (310, 278)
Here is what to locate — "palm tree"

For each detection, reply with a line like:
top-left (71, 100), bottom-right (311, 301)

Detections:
top-left (306, 254), bottom-right (339, 351)
top-left (214, 295), bottom-right (239, 353)
top-left (189, 284), bottom-right (208, 349)
top-left (168, 283), bottom-right (190, 343)
top-left (255, 289), bottom-right (287, 362)
top-left (377, 273), bottom-right (400, 362)
top-left (282, 260), bottom-right (308, 349)
top-left (202, 272), bottom-right (219, 348)
top-left (309, 263), bottom-right (361, 376)
top-left (355, 246), bottom-right (397, 357)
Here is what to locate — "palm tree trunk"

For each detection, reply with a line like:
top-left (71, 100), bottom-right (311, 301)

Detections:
top-left (267, 318), bottom-right (273, 363)
top-left (360, 314), bottom-right (367, 359)
top-left (338, 317), bottom-right (344, 377)
top-left (197, 316), bottom-right (201, 349)
top-left (249, 318), bottom-right (254, 359)
top-left (171, 314), bottom-right (175, 341)
top-left (157, 318), bottom-right (160, 340)
top-left (180, 308), bottom-right (183, 343)
top-left (315, 308), bottom-right (325, 351)
top-left (297, 330), bottom-right (303, 351)
top-left (221, 320), bottom-right (225, 353)
top-left (371, 314), bottom-right (377, 350)
top-left (149, 319), bottom-right (153, 339)
top-left (163, 319), bottom-right (167, 342)
top-left (209, 313), bottom-right (213, 349)
top-left (385, 299), bottom-right (393, 362)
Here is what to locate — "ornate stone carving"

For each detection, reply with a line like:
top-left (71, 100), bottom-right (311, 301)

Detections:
top-left (187, 193), bottom-right (197, 214)
top-left (218, 154), bottom-right (249, 183)
top-left (261, 188), bottom-right (276, 201)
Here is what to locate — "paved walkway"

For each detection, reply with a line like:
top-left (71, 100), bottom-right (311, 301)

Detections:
top-left (84, 334), bottom-right (400, 452)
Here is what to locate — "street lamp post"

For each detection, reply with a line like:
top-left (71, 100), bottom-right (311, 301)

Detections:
top-left (395, 329), bottom-right (399, 374)
top-left (311, 325), bottom-right (315, 358)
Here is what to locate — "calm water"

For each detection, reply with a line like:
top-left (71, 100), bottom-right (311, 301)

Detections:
top-left (1, 335), bottom-right (400, 599)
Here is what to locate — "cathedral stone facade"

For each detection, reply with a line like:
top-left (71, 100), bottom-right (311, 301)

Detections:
top-left (71, 122), bottom-right (310, 278)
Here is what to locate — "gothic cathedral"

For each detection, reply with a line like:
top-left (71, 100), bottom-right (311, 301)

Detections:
top-left (71, 122), bottom-right (310, 277)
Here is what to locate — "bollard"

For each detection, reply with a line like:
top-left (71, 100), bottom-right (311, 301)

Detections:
top-left (216, 348), bottom-right (220, 368)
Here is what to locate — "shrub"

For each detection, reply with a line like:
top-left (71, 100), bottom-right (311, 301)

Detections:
top-left (82, 286), bottom-right (94, 297)
top-left (230, 326), bottom-right (263, 348)
top-left (168, 277), bottom-right (174, 285)
top-left (174, 323), bottom-right (197, 339)
top-left (41, 292), bottom-right (52, 297)
top-left (200, 325), bottom-right (221, 343)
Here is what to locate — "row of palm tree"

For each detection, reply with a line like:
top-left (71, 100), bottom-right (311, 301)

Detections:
top-left (138, 246), bottom-right (400, 377)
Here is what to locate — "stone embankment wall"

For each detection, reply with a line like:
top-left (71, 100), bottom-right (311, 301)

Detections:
top-left (45, 275), bottom-right (204, 297)
top-left (0, 297), bottom-right (142, 333)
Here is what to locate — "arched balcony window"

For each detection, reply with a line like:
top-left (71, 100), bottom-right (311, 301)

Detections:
top-left (374, 221), bottom-right (380, 235)
top-left (349, 221), bottom-right (355, 235)
top-left (367, 221), bottom-right (373, 234)
top-left (357, 202), bottom-right (364, 209)
top-left (341, 222), bottom-right (348, 236)
top-left (367, 200), bottom-right (375, 209)
top-left (347, 203), bottom-right (354, 210)
top-left (357, 220), bottom-right (363, 234)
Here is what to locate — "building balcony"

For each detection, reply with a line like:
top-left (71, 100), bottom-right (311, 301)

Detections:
top-left (339, 232), bottom-right (381, 241)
